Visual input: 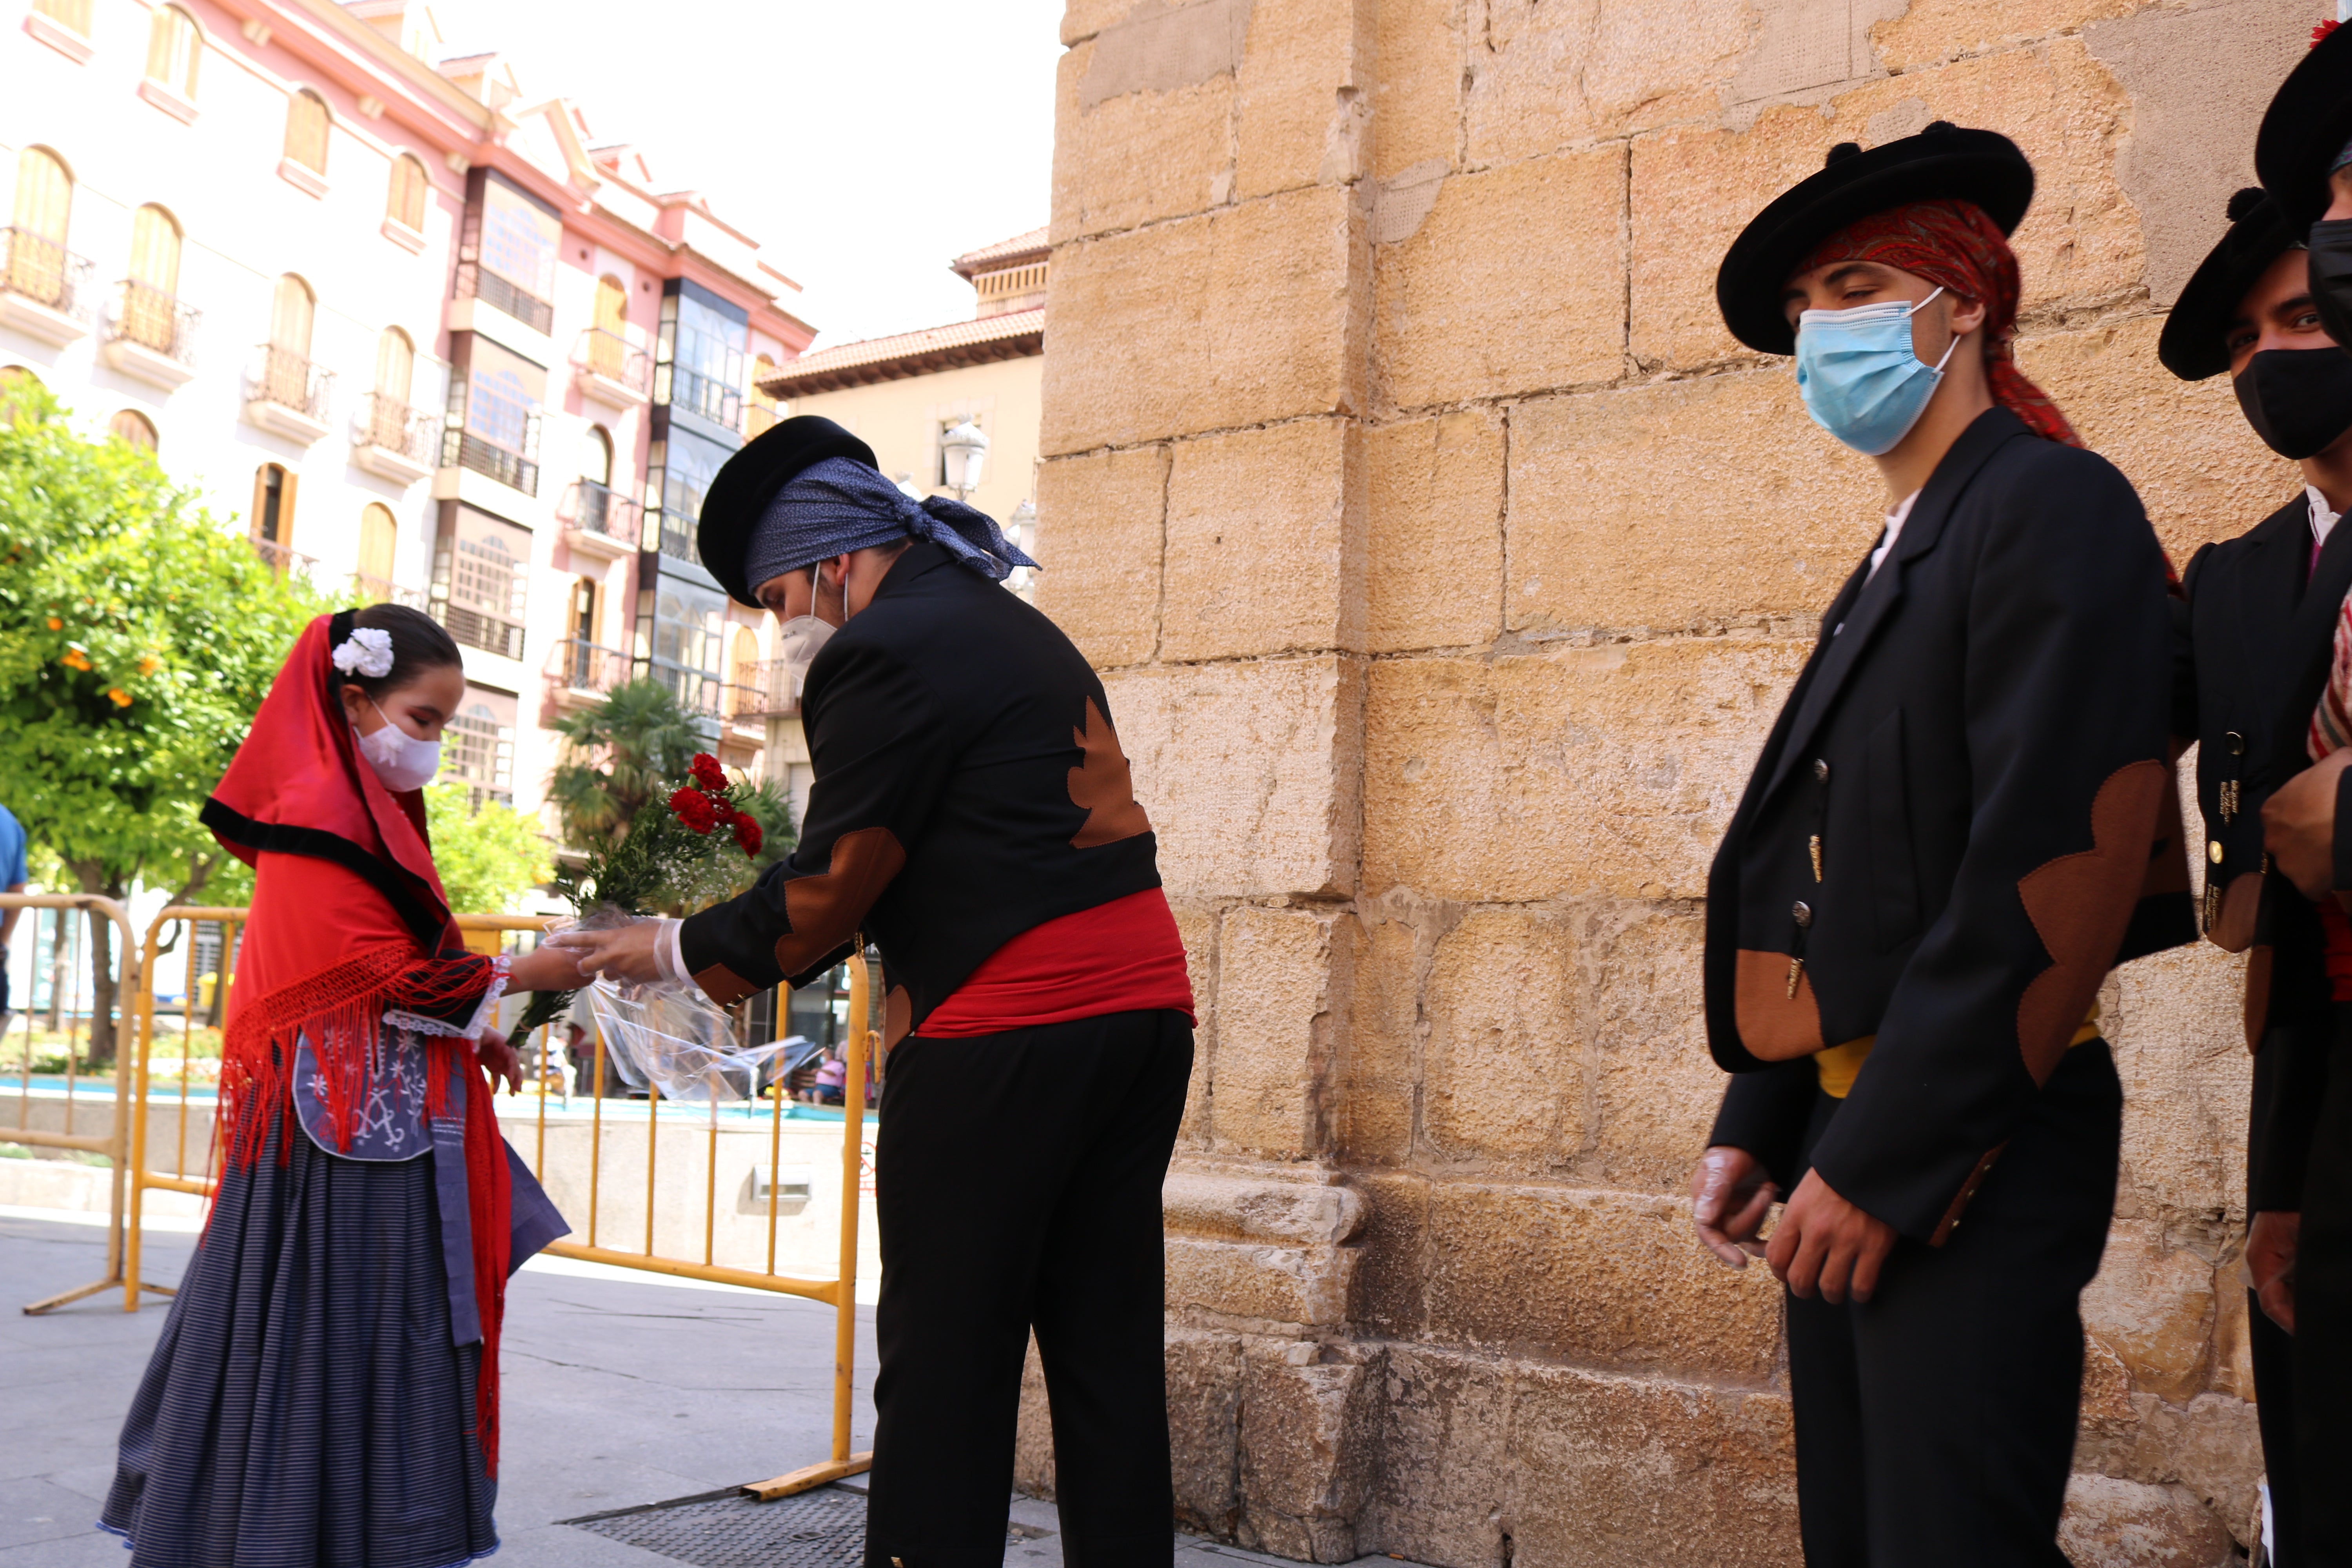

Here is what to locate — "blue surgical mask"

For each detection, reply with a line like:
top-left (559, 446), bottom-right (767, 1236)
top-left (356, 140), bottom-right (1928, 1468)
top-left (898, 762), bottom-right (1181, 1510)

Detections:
top-left (1794, 286), bottom-right (1959, 456)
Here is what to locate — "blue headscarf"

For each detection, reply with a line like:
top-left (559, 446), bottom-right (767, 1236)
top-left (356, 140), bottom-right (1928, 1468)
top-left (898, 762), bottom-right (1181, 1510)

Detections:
top-left (744, 457), bottom-right (1040, 587)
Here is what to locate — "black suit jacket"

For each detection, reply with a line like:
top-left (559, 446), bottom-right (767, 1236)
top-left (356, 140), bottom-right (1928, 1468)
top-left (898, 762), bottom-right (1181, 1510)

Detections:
top-left (2175, 492), bottom-right (2352, 1210)
top-left (1705, 409), bottom-right (2192, 1243)
top-left (677, 540), bottom-right (1165, 1037)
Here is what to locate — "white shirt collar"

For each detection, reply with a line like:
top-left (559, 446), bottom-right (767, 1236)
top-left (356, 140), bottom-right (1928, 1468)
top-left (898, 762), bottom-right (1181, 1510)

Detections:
top-left (2310, 485), bottom-right (2342, 551)
top-left (1866, 490), bottom-right (1924, 582)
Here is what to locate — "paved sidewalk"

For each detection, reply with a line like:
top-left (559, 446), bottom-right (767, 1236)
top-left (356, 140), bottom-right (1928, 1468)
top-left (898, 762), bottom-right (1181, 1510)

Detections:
top-left (0, 1210), bottom-right (1419, 1568)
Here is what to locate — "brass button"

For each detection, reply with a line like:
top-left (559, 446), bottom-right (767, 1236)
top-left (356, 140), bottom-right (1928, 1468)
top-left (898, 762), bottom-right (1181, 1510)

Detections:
top-left (1813, 758), bottom-right (1830, 782)
top-left (1792, 900), bottom-right (1813, 927)
top-left (2226, 731), bottom-right (2246, 756)
top-left (2209, 839), bottom-right (2225, 865)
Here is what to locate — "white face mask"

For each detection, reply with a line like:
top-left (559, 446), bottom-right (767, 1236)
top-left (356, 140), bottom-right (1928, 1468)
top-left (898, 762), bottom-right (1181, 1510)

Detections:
top-left (353, 701), bottom-right (442, 793)
top-left (775, 566), bottom-right (849, 702)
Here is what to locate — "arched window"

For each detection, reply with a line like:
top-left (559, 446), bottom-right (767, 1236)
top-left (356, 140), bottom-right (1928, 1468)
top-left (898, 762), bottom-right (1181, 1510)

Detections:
top-left (251, 462), bottom-right (295, 550)
top-left (747, 353), bottom-right (778, 437)
top-left (270, 274), bottom-right (314, 358)
top-left (583, 424), bottom-right (613, 486)
top-left (108, 409), bottom-right (158, 451)
top-left (357, 503), bottom-right (397, 592)
top-left (121, 204), bottom-right (182, 350)
top-left (143, 6), bottom-right (201, 102)
top-left (8, 148), bottom-right (74, 307)
top-left (587, 273), bottom-right (628, 379)
top-left (283, 90), bottom-right (330, 176)
top-left (33, 0), bottom-right (93, 37)
top-left (387, 153), bottom-right (427, 233)
top-left (375, 327), bottom-right (414, 405)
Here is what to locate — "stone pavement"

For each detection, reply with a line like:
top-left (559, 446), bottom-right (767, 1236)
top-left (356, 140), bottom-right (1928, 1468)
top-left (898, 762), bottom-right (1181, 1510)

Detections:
top-left (0, 1209), bottom-right (1421, 1568)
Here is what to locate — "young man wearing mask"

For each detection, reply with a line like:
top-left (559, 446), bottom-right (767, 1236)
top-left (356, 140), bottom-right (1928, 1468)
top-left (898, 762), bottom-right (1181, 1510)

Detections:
top-left (2159, 184), bottom-right (2352, 1568)
top-left (1686, 124), bottom-right (2190, 1565)
top-left (555, 417), bottom-right (1198, 1568)
top-left (2256, 17), bottom-right (2352, 357)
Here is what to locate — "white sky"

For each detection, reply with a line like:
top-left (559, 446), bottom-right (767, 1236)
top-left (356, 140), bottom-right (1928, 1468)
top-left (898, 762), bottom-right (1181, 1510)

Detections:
top-left (435, 0), bottom-right (1066, 349)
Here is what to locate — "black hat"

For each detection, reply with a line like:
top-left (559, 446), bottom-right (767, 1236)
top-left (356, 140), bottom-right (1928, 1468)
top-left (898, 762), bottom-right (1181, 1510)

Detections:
top-left (2256, 22), bottom-right (2352, 229)
top-left (695, 415), bottom-right (879, 606)
top-left (2158, 188), bottom-right (2301, 381)
top-left (1715, 122), bottom-right (2036, 356)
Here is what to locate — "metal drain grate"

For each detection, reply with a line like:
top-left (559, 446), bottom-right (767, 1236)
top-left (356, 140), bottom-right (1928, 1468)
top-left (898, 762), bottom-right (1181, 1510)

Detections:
top-left (566, 1486), bottom-right (866, 1566)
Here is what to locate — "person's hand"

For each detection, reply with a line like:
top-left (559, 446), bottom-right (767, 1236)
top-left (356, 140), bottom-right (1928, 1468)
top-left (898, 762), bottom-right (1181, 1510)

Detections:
top-left (1691, 1145), bottom-right (1777, 1268)
top-left (547, 921), bottom-right (666, 984)
top-left (2262, 748), bottom-right (2352, 901)
top-left (2247, 1210), bottom-right (2299, 1333)
top-left (506, 942), bottom-right (587, 993)
top-left (1767, 1168), bottom-right (1899, 1303)
top-left (475, 1028), bottom-right (523, 1094)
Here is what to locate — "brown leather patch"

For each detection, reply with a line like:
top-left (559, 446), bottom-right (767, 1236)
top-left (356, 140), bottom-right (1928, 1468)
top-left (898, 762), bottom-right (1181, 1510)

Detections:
top-left (1734, 949), bottom-right (1826, 1060)
top-left (691, 961), bottom-right (760, 1009)
top-left (884, 985), bottom-right (911, 1051)
top-left (2244, 944), bottom-right (2273, 1052)
top-left (2141, 773), bottom-right (2192, 898)
top-left (1929, 1143), bottom-right (2006, 1247)
top-left (773, 826), bottom-right (908, 977)
top-left (2014, 761), bottom-right (2168, 1085)
top-left (1068, 696), bottom-right (1152, 849)
top-left (2206, 871), bottom-right (2263, 953)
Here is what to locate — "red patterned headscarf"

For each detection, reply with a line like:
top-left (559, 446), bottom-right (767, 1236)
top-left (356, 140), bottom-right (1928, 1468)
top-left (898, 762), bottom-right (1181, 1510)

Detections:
top-left (1794, 198), bottom-right (2081, 448)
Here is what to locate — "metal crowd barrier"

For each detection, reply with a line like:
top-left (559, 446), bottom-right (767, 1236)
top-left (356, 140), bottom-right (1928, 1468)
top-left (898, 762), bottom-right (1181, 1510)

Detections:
top-left (122, 906), bottom-right (876, 1500)
top-left (2, 893), bottom-right (140, 1314)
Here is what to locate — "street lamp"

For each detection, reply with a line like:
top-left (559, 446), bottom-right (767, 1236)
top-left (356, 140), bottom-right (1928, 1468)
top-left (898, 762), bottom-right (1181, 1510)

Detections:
top-left (940, 417), bottom-right (989, 500)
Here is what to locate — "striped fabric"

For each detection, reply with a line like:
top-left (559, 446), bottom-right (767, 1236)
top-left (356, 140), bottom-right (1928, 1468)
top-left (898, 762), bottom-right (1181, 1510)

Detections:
top-left (100, 1107), bottom-right (497, 1568)
top-left (2311, 594), bottom-right (2352, 762)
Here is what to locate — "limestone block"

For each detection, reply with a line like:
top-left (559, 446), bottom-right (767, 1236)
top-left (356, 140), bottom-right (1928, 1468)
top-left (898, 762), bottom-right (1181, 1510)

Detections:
top-left (1236, 0), bottom-right (1366, 199)
top-left (1361, 639), bottom-right (1809, 904)
top-left (1238, 1342), bottom-right (1377, 1563)
top-left (1423, 1182), bottom-right (1785, 1383)
top-left (2207, 1279), bottom-right (2256, 1403)
top-left (1345, 1170), bottom-right (1429, 1337)
top-left (1872, 0), bottom-right (2138, 72)
top-left (1106, 657), bottom-right (1359, 898)
top-left (1043, 185), bottom-right (1363, 454)
top-left (1509, 1365), bottom-right (1801, 1568)
top-left (1585, 902), bottom-right (1721, 1194)
top-left (2076, 1391), bottom-right (2264, 1548)
top-left (1375, 146), bottom-right (1626, 411)
top-left (1168, 1236), bottom-right (1358, 1326)
top-left (2056, 1474), bottom-right (2239, 1568)
top-left (2080, 1221), bottom-right (2218, 1406)
top-left (1354, 1344), bottom-right (1512, 1566)
top-left (1052, 39), bottom-right (1233, 245)
top-left (1464, 0), bottom-right (1750, 165)
top-left (1060, 0), bottom-right (1144, 46)
top-left (1338, 907), bottom-right (1417, 1165)
top-left (1423, 910), bottom-right (1583, 1165)
top-left (1034, 445), bottom-right (1169, 670)
top-left (1167, 1326), bottom-right (1246, 1535)
top-left (1507, 372), bottom-right (1877, 636)
top-left (1210, 906), bottom-right (1357, 1159)
top-left (2016, 316), bottom-right (2302, 584)
top-left (1371, 0), bottom-right (1461, 180)
top-left (1016, 1331), bottom-right (1054, 1496)
top-left (1365, 408), bottom-right (1506, 654)
top-left (1163, 1164), bottom-right (1370, 1245)
top-left (2107, 940), bottom-right (2251, 1230)
top-left (1162, 418), bottom-right (1362, 661)
top-left (1172, 899), bottom-right (1221, 1148)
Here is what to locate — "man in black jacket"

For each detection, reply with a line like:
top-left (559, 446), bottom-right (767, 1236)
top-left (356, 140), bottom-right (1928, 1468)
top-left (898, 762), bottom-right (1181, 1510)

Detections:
top-left (1686, 125), bottom-right (2191, 1565)
top-left (560, 417), bottom-right (1198, 1568)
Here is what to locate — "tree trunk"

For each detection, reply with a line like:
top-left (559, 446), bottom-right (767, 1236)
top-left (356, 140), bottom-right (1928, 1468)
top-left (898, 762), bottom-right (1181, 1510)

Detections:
top-left (70, 863), bottom-right (124, 1071)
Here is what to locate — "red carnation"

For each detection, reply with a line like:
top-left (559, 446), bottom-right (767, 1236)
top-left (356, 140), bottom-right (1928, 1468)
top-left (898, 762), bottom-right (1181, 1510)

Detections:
top-left (2317, 17), bottom-right (2340, 44)
top-left (670, 786), bottom-right (719, 834)
top-left (690, 753), bottom-right (728, 794)
top-left (732, 813), bottom-right (763, 857)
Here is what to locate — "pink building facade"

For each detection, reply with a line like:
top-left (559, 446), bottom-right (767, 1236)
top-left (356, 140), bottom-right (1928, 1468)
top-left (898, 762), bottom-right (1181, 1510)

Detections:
top-left (3, 0), bottom-right (811, 831)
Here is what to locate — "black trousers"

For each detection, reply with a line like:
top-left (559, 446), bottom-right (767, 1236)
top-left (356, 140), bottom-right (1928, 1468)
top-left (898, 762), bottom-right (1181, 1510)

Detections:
top-left (2251, 1296), bottom-right (2302, 1566)
top-left (2294, 1024), bottom-right (2352, 1567)
top-left (1783, 1042), bottom-right (2120, 1568)
top-left (863, 1008), bottom-right (1193, 1568)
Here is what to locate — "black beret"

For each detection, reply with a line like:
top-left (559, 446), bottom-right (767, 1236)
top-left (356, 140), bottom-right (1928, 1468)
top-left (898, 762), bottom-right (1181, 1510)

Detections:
top-left (1715, 122), bottom-right (2036, 356)
top-left (2256, 22), bottom-right (2352, 229)
top-left (2158, 188), bottom-right (2299, 381)
top-left (695, 415), bottom-right (880, 606)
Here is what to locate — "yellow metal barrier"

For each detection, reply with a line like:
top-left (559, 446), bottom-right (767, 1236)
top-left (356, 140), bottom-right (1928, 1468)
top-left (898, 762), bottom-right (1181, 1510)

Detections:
top-left (123, 906), bottom-right (877, 1499)
top-left (2, 892), bottom-right (141, 1314)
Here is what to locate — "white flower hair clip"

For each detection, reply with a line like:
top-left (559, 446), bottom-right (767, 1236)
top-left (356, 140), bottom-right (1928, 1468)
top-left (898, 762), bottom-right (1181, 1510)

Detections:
top-left (332, 626), bottom-right (395, 680)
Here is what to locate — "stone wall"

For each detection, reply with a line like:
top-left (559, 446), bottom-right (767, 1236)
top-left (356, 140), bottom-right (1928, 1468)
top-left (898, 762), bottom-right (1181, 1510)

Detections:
top-left (1028, 0), bottom-right (2321, 1561)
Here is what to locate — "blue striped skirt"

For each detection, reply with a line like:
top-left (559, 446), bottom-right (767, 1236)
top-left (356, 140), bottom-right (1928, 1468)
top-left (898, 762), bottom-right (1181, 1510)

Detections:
top-left (99, 1107), bottom-right (498, 1568)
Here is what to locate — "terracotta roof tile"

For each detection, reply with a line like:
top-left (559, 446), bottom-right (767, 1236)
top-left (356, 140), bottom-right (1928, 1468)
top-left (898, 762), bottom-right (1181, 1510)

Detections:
top-left (949, 227), bottom-right (1051, 278)
top-left (759, 307), bottom-right (1044, 394)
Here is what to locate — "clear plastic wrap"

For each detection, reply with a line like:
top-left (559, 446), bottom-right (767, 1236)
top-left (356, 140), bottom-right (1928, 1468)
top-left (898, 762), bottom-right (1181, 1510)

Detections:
top-left (553, 911), bottom-right (799, 1105)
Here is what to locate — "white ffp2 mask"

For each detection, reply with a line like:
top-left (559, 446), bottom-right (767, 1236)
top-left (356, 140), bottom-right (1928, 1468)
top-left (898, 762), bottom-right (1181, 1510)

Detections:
top-left (354, 715), bottom-right (442, 792)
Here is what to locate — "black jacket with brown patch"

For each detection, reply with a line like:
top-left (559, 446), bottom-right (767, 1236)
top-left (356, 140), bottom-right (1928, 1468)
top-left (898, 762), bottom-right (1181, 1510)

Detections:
top-left (1704, 408), bottom-right (2193, 1243)
top-left (2175, 493), bottom-right (2352, 1212)
top-left (677, 539), bottom-right (1163, 1036)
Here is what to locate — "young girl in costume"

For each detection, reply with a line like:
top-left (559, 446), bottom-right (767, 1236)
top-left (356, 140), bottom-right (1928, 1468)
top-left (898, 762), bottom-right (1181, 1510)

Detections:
top-left (102, 605), bottom-right (583, 1568)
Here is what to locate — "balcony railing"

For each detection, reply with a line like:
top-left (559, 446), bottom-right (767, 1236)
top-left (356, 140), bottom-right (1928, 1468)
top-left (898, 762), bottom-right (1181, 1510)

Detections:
top-left (249, 537), bottom-right (318, 579)
top-left (248, 343), bottom-right (334, 421)
top-left (1, 228), bottom-right (94, 321)
top-left (545, 638), bottom-right (635, 701)
top-left (577, 328), bottom-right (652, 393)
top-left (433, 599), bottom-right (525, 661)
top-left (455, 261), bottom-right (554, 336)
top-left (356, 393), bottom-right (439, 466)
top-left (103, 279), bottom-right (198, 364)
top-left (349, 573), bottom-right (429, 611)
top-left (656, 360), bottom-right (742, 432)
top-left (560, 478), bottom-right (642, 548)
top-left (652, 508), bottom-right (701, 565)
top-left (641, 661), bottom-right (736, 722)
top-left (733, 659), bottom-right (798, 719)
top-left (441, 417), bottom-right (541, 497)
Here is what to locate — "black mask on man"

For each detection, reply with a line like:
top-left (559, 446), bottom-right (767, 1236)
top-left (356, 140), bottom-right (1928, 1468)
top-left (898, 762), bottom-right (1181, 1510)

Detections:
top-left (2309, 220), bottom-right (2352, 352)
top-left (2234, 344), bottom-right (2352, 459)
